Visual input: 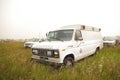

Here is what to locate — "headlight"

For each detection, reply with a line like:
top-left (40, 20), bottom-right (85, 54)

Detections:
top-left (32, 49), bottom-right (38, 54)
top-left (47, 50), bottom-right (59, 58)
top-left (54, 51), bottom-right (58, 55)
top-left (47, 51), bottom-right (52, 56)
top-left (54, 51), bottom-right (59, 58)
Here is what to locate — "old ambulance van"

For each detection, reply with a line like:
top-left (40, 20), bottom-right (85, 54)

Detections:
top-left (31, 24), bottom-right (103, 67)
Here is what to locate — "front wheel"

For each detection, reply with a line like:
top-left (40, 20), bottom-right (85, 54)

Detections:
top-left (64, 57), bottom-right (74, 68)
top-left (94, 47), bottom-right (100, 55)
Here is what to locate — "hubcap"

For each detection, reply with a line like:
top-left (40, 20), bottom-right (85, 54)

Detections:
top-left (66, 60), bottom-right (72, 66)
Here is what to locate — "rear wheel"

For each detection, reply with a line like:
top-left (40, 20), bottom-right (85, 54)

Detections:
top-left (115, 40), bottom-right (119, 46)
top-left (64, 57), bottom-right (74, 68)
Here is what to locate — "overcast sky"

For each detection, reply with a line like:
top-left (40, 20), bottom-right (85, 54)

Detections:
top-left (0, 0), bottom-right (120, 39)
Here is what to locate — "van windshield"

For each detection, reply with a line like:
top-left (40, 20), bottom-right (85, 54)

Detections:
top-left (47, 29), bottom-right (73, 41)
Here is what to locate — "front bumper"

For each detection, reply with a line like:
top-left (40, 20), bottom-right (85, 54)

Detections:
top-left (24, 44), bottom-right (32, 48)
top-left (31, 55), bottom-right (62, 66)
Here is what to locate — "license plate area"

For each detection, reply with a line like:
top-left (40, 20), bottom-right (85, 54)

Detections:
top-left (40, 57), bottom-right (48, 61)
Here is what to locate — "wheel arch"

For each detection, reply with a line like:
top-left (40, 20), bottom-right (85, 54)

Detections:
top-left (63, 54), bottom-right (75, 62)
top-left (96, 46), bottom-right (100, 51)
top-left (94, 46), bottom-right (100, 54)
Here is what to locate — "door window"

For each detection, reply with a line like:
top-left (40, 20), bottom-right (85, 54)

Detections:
top-left (75, 30), bottom-right (83, 41)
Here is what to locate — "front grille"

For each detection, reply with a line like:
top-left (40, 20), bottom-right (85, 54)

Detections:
top-left (32, 49), bottom-right (59, 58)
top-left (38, 49), bottom-right (47, 56)
top-left (25, 43), bottom-right (31, 45)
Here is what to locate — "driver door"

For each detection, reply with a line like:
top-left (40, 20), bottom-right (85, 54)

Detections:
top-left (74, 30), bottom-right (87, 60)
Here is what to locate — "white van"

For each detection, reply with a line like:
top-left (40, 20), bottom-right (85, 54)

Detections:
top-left (103, 36), bottom-right (120, 46)
top-left (31, 24), bottom-right (103, 67)
top-left (24, 39), bottom-right (40, 48)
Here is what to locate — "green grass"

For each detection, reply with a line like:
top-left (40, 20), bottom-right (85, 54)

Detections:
top-left (0, 42), bottom-right (120, 80)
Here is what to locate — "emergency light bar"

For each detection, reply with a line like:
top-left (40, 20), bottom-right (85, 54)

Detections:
top-left (81, 25), bottom-right (101, 32)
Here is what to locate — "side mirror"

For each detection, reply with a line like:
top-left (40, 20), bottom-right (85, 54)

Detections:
top-left (75, 33), bottom-right (83, 41)
top-left (46, 33), bottom-right (48, 37)
top-left (78, 37), bottom-right (83, 40)
top-left (75, 36), bottom-right (83, 41)
top-left (46, 32), bottom-right (49, 37)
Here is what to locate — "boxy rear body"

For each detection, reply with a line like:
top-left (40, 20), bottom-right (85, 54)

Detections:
top-left (31, 24), bottom-right (103, 66)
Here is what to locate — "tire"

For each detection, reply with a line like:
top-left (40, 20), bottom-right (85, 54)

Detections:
top-left (115, 40), bottom-right (119, 46)
top-left (95, 47), bottom-right (100, 55)
top-left (64, 57), bottom-right (74, 67)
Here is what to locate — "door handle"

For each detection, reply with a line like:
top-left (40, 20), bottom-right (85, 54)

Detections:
top-left (81, 42), bottom-right (85, 44)
top-left (77, 42), bottom-right (84, 47)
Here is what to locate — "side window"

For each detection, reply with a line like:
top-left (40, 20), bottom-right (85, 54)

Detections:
top-left (75, 30), bottom-right (83, 41)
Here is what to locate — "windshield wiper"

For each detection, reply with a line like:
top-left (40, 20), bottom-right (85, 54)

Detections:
top-left (54, 38), bottom-right (64, 41)
top-left (47, 37), bottom-right (64, 41)
top-left (50, 37), bottom-right (63, 41)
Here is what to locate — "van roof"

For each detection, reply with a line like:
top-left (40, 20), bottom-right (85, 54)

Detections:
top-left (56, 24), bottom-right (101, 32)
top-left (59, 24), bottom-right (82, 30)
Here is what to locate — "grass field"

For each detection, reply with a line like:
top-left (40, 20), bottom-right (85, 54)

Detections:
top-left (0, 42), bottom-right (120, 80)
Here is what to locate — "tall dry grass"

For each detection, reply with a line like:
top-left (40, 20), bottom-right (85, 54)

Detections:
top-left (0, 42), bottom-right (120, 80)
